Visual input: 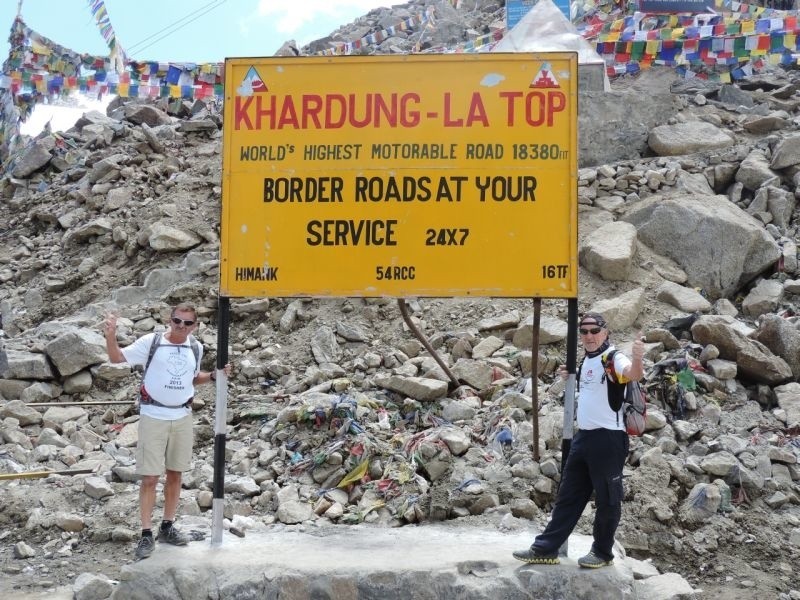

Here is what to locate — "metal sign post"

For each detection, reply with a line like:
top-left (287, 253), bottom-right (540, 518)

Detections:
top-left (558, 297), bottom-right (578, 556)
top-left (211, 296), bottom-right (230, 546)
top-left (531, 298), bottom-right (542, 460)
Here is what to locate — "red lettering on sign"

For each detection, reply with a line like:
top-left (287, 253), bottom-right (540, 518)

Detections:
top-left (443, 92), bottom-right (489, 128)
top-left (499, 90), bottom-right (567, 127)
top-left (234, 93), bottom-right (422, 130)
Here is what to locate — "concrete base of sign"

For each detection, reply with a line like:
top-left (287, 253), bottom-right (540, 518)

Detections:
top-left (108, 523), bottom-right (636, 599)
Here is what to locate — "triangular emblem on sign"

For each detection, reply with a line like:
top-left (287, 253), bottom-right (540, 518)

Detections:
top-left (237, 66), bottom-right (268, 96)
top-left (530, 63), bottom-right (560, 89)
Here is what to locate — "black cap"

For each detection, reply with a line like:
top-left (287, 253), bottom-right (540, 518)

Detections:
top-left (579, 312), bottom-right (607, 328)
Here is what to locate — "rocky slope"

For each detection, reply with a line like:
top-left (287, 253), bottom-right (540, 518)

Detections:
top-left (0, 1), bottom-right (799, 599)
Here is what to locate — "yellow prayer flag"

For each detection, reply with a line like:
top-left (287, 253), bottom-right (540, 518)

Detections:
top-left (646, 40), bottom-right (659, 55)
top-left (785, 34), bottom-right (796, 49)
top-left (30, 40), bottom-right (52, 55)
top-left (741, 20), bottom-right (755, 34)
top-left (169, 84), bottom-right (181, 98)
top-left (720, 71), bottom-right (732, 83)
top-left (118, 83), bottom-right (129, 97)
top-left (672, 28), bottom-right (685, 39)
top-left (338, 460), bottom-right (369, 488)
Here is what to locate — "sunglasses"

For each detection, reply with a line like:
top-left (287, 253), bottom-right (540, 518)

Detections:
top-left (171, 317), bottom-right (196, 327)
top-left (579, 326), bottom-right (602, 335)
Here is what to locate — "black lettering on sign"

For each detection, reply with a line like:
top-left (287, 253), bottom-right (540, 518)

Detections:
top-left (475, 176), bottom-right (537, 202)
top-left (263, 177), bottom-right (344, 202)
top-left (306, 220), bottom-right (398, 246)
top-left (354, 176), bottom-right (466, 202)
top-left (375, 266), bottom-right (415, 280)
top-left (425, 228), bottom-right (469, 246)
top-left (235, 267), bottom-right (279, 281)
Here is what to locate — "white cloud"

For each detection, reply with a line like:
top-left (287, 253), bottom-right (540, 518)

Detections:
top-left (22, 98), bottom-right (112, 136)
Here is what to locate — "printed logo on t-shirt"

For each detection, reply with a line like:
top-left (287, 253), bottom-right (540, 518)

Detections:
top-left (165, 347), bottom-right (191, 390)
top-left (584, 368), bottom-right (597, 382)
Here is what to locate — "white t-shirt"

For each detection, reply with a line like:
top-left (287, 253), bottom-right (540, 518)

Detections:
top-left (576, 347), bottom-right (631, 431)
top-left (122, 332), bottom-right (202, 421)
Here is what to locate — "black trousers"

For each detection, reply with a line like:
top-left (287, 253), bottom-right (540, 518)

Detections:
top-left (532, 428), bottom-right (629, 561)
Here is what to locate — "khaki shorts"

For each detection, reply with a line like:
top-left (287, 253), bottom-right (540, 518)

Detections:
top-left (135, 414), bottom-right (194, 475)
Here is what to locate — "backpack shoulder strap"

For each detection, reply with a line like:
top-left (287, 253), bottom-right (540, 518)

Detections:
top-left (576, 355), bottom-right (586, 391)
top-left (188, 335), bottom-right (201, 371)
top-left (142, 332), bottom-right (162, 378)
top-left (601, 349), bottom-right (619, 384)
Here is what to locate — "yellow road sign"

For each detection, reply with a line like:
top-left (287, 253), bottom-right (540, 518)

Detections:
top-left (221, 53), bottom-right (577, 297)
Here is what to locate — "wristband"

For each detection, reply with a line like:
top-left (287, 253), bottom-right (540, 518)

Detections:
top-left (210, 371), bottom-right (217, 381)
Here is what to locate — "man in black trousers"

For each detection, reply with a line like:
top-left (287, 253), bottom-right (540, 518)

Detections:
top-left (513, 312), bottom-right (644, 568)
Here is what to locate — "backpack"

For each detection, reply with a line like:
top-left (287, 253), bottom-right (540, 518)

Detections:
top-left (577, 348), bottom-right (647, 436)
top-left (601, 350), bottom-right (647, 436)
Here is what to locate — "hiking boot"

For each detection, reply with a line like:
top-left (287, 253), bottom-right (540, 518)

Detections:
top-left (157, 524), bottom-right (189, 546)
top-left (134, 535), bottom-right (154, 559)
top-left (578, 551), bottom-right (614, 569)
top-left (512, 548), bottom-right (560, 565)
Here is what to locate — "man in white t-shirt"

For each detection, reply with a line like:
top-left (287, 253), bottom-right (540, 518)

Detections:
top-left (513, 312), bottom-right (644, 568)
top-left (105, 302), bottom-right (230, 560)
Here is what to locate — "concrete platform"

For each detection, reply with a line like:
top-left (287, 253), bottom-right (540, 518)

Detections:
top-left (112, 524), bottom-right (637, 599)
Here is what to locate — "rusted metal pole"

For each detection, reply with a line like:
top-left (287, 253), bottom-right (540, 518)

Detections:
top-left (25, 401), bottom-right (135, 407)
top-left (397, 299), bottom-right (460, 390)
top-left (531, 298), bottom-right (542, 460)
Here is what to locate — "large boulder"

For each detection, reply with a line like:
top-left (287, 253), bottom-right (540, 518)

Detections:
top-left (647, 121), bottom-right (734, 156)
top-left (690, 315), bottom-right (793, 385)
top-left (622, 193), bottom-right (779, 299)
top-left (578, 91), bottom-right (680, 167)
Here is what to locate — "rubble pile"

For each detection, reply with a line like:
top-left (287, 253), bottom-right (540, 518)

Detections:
top-left (0, 3), bottom-right (799, 600)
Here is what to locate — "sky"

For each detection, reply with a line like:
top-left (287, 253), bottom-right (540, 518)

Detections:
top-left (1, 0), bottom-right (393, 64)
top-left (0, 0), bottom-right (391, 133)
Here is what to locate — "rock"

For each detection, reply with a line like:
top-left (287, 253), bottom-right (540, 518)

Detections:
top-left (742, 279), bottom-right (784, 318)
top-left (623, 194), bottom-right (780, 300)
top-left (12, 541), bottom-right (36, 559)
top-left (691, 315), bottom-right (793, 384)
top-left (0, 399), bottom-right (43, 426)
top-left (634, 572), bottom-right (697, 599)
top-left (55, 513), bottom-right (85, 532)
top-left (373, 374), bottom-right (448, 401)
top-left (73, 572), bottom-right (114, 600)
top-left (648, 121), bottom-right (734, 155)
top-left (84, 476), bottom-right (114, 500)
top-left (276, 500), bottom-right (313, 525)
top-left (656, 281), bottom-right (711, 313)
top-left (579, 221), bottom-right (638, 281)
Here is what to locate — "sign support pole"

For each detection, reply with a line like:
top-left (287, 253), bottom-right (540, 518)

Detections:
top-left (531, 298), bottom-right (542, 460)
top-left (558, 297), bottom-right (578, 556)
top-left (211, 295), bottom-right (230, 547)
